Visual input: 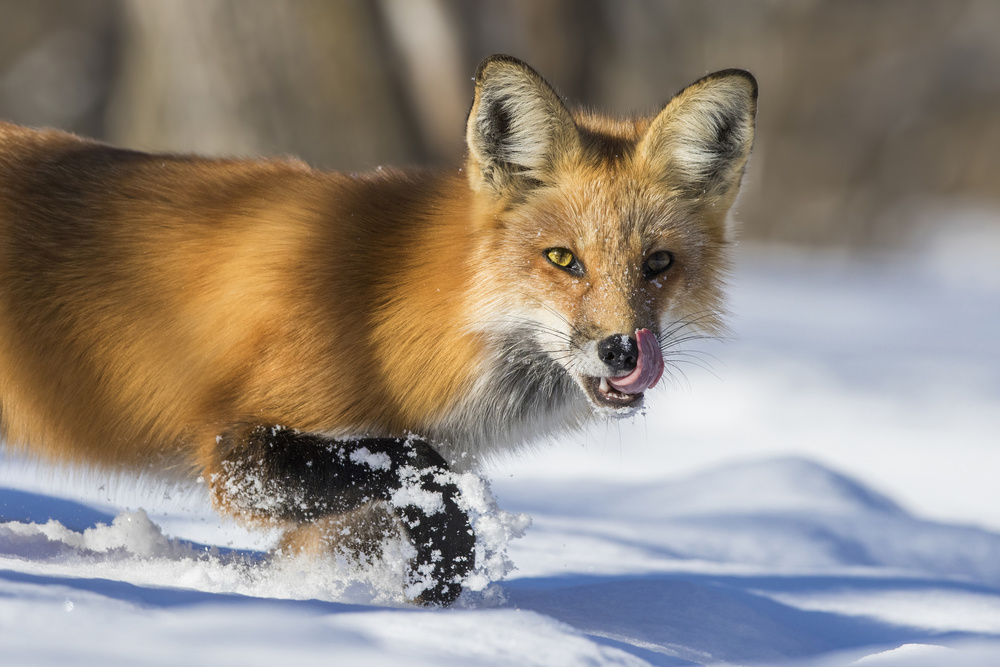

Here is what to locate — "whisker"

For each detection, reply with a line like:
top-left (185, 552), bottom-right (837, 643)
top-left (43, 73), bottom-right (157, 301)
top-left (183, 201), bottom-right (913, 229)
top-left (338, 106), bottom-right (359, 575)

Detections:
top-left (658, 363), bottom-right (691, 392)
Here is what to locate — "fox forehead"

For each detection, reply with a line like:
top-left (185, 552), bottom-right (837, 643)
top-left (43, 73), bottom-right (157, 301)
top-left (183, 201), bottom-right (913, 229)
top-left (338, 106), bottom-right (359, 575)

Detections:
top-left (516, 114), bottom-right (709, 248)
top-left (571, 111), bottom-right (647, 160)
top-left (512, 155), bottom-right (704, 262)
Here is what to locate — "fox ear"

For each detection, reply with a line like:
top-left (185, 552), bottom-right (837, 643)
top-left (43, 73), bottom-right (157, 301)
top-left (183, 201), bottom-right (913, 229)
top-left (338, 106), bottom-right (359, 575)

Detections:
top-left (639, 69), bottom-right (757, 205)
top-left (466, 55), bottom-right (580, 197)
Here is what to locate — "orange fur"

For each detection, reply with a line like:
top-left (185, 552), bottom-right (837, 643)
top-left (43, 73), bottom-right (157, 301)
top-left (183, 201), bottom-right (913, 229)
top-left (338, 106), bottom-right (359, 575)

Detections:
top-left (0, 132), bottom-right (481, 470)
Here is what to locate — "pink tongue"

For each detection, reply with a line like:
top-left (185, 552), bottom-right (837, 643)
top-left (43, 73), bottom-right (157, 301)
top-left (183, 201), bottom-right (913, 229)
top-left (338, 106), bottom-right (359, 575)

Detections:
top-left (607, 328), bottom-right (664, 394)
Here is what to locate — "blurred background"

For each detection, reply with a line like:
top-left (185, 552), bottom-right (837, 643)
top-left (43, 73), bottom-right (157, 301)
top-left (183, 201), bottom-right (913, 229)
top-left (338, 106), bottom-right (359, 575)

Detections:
top-left (1, 0), bottom-right (998, 249)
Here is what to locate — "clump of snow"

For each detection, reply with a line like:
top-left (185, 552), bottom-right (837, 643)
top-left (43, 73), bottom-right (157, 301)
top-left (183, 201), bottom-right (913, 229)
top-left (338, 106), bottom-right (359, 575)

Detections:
top-left (77, 510), bottom-right (192, 558)
top-left (348, 447), bottom-right (392, 471)
top-left (389, 466), bottom-right (446, 516)
top-left (1, 510), bottom-right (197, 560)
top-left (451, 471), bottom-right (530, 604)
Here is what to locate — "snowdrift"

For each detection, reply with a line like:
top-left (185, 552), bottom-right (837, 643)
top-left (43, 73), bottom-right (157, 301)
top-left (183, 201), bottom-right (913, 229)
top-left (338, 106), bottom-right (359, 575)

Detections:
top-left (3, 455), bottom-right (1000, 666)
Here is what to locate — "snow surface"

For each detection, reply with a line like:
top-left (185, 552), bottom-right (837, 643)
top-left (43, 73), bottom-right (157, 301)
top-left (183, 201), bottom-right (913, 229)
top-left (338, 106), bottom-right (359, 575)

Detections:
top-left (2, 229), bottom-right (999, 665)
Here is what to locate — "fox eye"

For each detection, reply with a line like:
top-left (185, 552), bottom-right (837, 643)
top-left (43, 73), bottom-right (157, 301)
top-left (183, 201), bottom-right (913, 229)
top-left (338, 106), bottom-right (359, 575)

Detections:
top-left (644, 251), bottom-right (674, 278)
top-left (545, 247), bottom-right (583, 275)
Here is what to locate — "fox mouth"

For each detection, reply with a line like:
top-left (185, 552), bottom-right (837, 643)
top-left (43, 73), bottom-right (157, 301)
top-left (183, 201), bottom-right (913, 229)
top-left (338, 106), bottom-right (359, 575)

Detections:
top-left (581, 376), bottom-right (645, 409)
top-left (576, 328), bottom-right (665, 412)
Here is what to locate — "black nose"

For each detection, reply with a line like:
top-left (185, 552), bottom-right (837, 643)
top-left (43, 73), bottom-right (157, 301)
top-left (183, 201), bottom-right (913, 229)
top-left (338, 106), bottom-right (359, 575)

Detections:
top-left (597, 334), bottom-right (638, 373)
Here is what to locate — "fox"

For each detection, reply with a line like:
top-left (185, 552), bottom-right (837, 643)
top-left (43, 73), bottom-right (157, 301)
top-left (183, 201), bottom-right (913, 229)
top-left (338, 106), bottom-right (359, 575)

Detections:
top-left (0, 55), bottom-right (756, 605)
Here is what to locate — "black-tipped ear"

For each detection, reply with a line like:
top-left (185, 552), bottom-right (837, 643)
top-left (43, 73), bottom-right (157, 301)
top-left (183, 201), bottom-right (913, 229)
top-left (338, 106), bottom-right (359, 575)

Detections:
top-left (639, 69), bottom-right (757, 202)
top-left (466, 55), bottom-right (580, 197)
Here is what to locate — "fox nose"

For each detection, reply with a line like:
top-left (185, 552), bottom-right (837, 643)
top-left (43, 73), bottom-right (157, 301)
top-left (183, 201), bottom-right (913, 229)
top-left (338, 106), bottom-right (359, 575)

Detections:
top-left (597, 334), bottom-right (638, 373)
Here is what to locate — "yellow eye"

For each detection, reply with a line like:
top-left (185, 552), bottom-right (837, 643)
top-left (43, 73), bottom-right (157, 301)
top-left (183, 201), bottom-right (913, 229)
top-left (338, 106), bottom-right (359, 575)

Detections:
top-left (546, 248), bottom-right (575, 268)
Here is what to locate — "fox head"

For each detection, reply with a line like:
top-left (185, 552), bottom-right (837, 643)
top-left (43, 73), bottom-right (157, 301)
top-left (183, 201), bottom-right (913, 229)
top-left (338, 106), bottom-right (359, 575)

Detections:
top-left (464, 55), bottom-right (756, 415)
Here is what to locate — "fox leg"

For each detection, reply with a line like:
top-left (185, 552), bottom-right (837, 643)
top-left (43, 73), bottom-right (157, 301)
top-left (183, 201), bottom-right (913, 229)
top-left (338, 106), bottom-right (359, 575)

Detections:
top-left (207, 425), bottom-right (475, 606)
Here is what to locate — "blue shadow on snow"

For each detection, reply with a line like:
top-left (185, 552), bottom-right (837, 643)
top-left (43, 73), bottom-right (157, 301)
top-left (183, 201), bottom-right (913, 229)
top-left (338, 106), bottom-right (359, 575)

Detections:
top-left (502, 572), bottom-right (1000, 665)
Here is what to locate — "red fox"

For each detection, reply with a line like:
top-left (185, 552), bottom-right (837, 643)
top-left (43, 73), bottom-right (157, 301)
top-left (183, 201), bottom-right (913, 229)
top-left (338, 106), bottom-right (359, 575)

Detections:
top-left (0, 55), bottom-right (756, 604)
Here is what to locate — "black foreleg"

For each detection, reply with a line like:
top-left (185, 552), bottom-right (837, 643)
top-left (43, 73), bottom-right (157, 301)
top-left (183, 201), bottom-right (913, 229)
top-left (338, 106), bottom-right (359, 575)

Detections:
top-left (213, 425), bottom-right (475, 606)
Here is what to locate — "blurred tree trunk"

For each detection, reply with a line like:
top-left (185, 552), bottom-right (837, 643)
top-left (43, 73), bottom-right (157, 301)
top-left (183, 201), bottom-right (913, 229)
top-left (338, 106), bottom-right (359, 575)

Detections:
top-left (377, 0), bottom-right (467, 162)
top-left (108, 0), bottom-right (419, 170)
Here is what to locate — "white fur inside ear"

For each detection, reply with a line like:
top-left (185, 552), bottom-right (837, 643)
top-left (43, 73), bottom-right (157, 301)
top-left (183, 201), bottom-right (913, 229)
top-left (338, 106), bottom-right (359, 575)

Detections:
top-left (467, 60), bottom-right (578, 187)
top-left (676, 85), bottom-right (753, 182)
top-left (641, 73), bottom-right (756, 196)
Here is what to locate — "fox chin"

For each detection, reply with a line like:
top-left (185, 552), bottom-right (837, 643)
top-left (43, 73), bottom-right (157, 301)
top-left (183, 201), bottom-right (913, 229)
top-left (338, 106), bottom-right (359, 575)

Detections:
top-left (0, 54), bottom-right (756, 605)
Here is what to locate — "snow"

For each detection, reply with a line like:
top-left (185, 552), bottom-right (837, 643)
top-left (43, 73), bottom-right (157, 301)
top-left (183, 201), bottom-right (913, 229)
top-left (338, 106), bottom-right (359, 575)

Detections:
top-left (389, 467), bottom-right (447, 516)
top-left (349, 446), bottom-right (393, 471)
top-left (2, 224), bottom-right (1000, 665)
